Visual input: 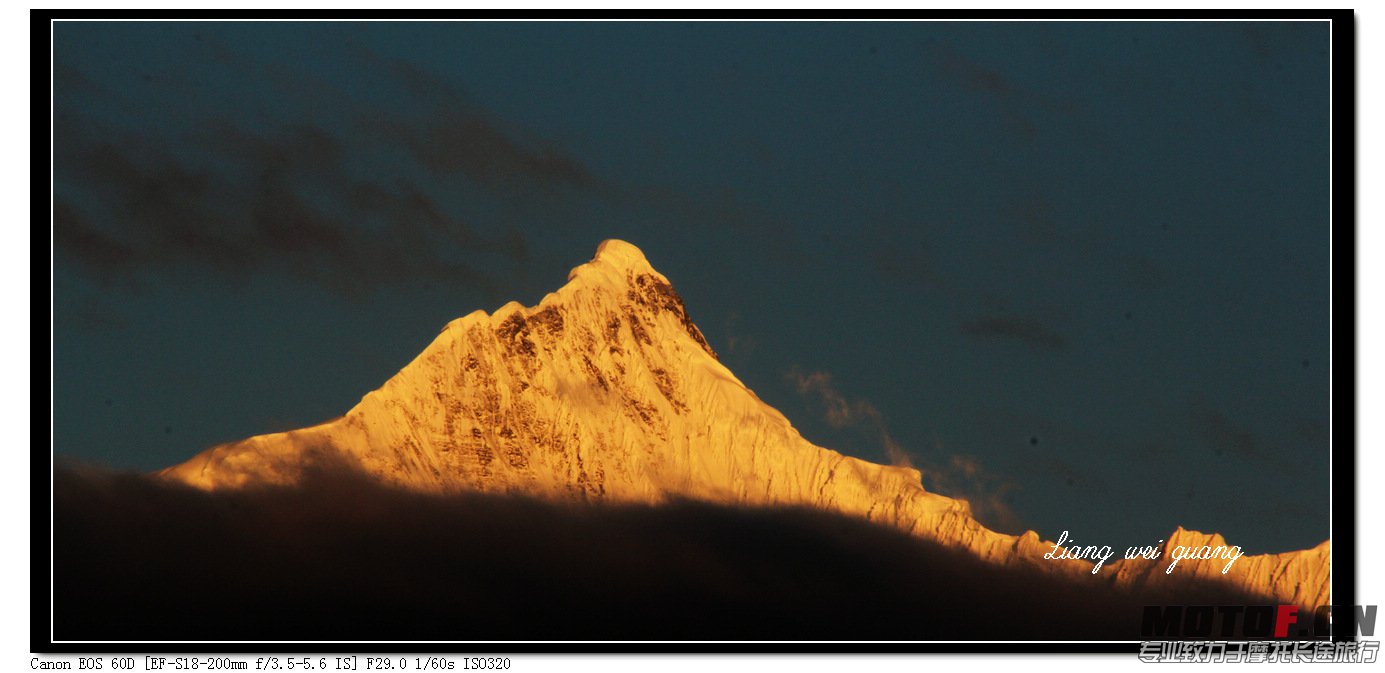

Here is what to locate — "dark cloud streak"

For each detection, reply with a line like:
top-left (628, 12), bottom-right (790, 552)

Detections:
top-left (962, 315), bottom-right (1069, 351)
top-left (55, 125), bottom-right (507, 298)
top-left (1190, 401), bottom-right (1268, 462)
top-left (51, 53), bottom-right (604, 298)
top-left (357, 49), bottom-right (602, 194)
top-left (371, 115), bottom-right (599, 194)
top-left (52, 199), bottom-right (139, 279)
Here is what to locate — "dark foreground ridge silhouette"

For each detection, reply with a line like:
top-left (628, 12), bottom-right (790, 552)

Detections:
top-left (55, 465), bottom-right (1279, 642)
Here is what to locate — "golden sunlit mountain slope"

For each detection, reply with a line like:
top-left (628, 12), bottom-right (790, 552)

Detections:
top-left (160, 240), bottom-right (1329, 610)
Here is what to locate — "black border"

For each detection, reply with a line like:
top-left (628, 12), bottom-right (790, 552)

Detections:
top-left (35, 8), bottom-right (1357, 656)
top-left (1331, 4), bottom-right (1358, 646)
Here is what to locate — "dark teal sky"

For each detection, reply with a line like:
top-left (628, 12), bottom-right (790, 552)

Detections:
top-left (52, 20), bottom-right (1332, 554)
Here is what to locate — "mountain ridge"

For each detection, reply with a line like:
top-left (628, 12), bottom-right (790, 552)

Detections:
top-left (159, 239), bottom-right (1330, 610)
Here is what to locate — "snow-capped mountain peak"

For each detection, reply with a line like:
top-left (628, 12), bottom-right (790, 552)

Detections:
top-left (159, 239), bottom-right (1329, 610)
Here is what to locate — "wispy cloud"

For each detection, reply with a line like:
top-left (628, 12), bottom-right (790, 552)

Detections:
top-left (785, 367), bottom-right (1023, 533)
top-left (787, 369), bottom-right (884, 430)
top-left (919, 449), bottom-right (1025, 534)
top-left (719, 311), bottom-right (758, 360)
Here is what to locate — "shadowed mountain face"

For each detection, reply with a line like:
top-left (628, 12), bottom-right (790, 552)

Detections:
top-left (101, 239), bottom-right (1327, 639)
top-left (55, 466), bottom-right (1281, 642)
